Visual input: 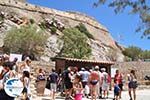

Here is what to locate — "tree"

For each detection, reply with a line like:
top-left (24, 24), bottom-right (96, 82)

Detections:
top-left (140, 50), bottom-right (150, 59)
top-left (122, 46), bottom-right (143, 61)
top-left (59, 27), bottom-right (92, 59)
top-left (94, 0), bottom-right (150, 39)
top-left (4, 25), bottom-right (47, 56)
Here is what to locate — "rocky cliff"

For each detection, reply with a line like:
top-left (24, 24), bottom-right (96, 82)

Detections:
top-left (0, 0), bottom-right (124, 62)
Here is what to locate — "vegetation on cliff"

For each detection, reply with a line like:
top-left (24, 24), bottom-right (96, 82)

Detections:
top-left (123, 46), bottom-right (150, 61)
top-left (4, 25), bottom-right (47, 56)
top-left (75, 23), bottom-right (94, 39)
top-left (59, 27), bottom-right (92, 59)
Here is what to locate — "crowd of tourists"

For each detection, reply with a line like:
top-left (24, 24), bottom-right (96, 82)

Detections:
top-left (0, 54), bottom-right (138, 100)
top-left (39, 65), bottom-right (138, 100)
top-left (0, 54), bottom-right (31, 100)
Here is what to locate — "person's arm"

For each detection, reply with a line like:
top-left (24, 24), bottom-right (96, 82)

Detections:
top-left (23, 77), bottom-right (28, 87)
top-left (19, 63), bottom-right (25, 72)
top-left (9, 71), bottom-right (15, 78)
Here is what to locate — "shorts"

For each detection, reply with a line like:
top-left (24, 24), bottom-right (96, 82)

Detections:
top-left (50, 83), bottom-right (57, 92)
top-left (102, 83), bottom-right (109, 91)
top-left (90, 80), bottom-right (98, 85)
top-left (65, 82), bottom-right (73, 89)
top-left (82, 81), bottom-right (88, 88)
top-left (118, 84), bottom-right (123, 90)
top-left (114, 91), bottom-right (119, 96)
top-left (128, 81), bottom-right (137, 89)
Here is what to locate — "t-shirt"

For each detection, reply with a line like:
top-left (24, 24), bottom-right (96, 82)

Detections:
top-left (62, 70), bottom-right (71, 83)
top-left (114, 84), bottom-right (120, 93)
top-left (102, 72), bottom-right (108, 84)
top-left (49, 72), bottom-right (58, 83)
top-left (79, 70), bottom-right (90, 82)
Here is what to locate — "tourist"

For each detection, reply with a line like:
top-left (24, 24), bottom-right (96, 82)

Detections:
top-left (101, 68), bottom-right (109, 98)
top-left (113, 82), bottom-right (120, 100)
top-left (21, 71), bottom-right (30, 100)
top-left (12, 58), bottom-right (18, 71)
top-left (0, 57), bottom-right (4, 80)
top-left (94, 66), bottom-right (103, 99)
top-left (11, 58), bottom-right (19, 78)
top-left (89, 68), bottom-right (99, 100)
top-left (0, 61), bottom-right (15, 100)
top-left (127, 70), bottom-right (138, 100)
top-left (73, 74), bottom-right (83, 100)
top-left (62, 67), bottom-right (73, 99)
top-left (37, 68), bottom-right (46, 81)
top-left (79, 67), bottom-right (90, 98)
top-left (20, 57), bottom-right (31, 73)
top-left (114, 70), bottom-right (123, 99)
top-left (49, 69), bottom-right (58, 100)
top-left (57, 69), bottom-right (63, 92)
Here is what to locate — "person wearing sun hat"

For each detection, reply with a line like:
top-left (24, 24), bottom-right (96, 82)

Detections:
top-left (79, 67), bottom-right (90, 98)
top-left (94, 66), bottom-right (103, 99)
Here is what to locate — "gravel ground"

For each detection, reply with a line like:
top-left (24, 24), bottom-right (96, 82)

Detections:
top-left (33, 89), bottom-right (150, 100)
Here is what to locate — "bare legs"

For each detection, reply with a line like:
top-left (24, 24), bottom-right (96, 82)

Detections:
top-left (128, 88), bottom-right (136, 100)
top-left (128, 88), bottom-right (132, 100)
top-left (133, 89), bottom-right (136, 100)
top-left (91, 85), bottom-right (97, 100)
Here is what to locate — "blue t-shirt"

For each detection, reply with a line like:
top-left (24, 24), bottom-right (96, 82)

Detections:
top-left (79, 70), bottom-right (90, 82)
top-left (114, 84), bottom-right (120, 93)
top-left (49, 72), bottom-right (58, 83)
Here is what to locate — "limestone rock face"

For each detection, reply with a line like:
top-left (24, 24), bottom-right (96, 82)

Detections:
top-left (0, 0), bottom-right (124, 62)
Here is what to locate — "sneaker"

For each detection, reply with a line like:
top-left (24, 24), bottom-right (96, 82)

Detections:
top-left (99, 96), bottom-right (102, 99)
top-left (130, 98), bottom-right (132, 100)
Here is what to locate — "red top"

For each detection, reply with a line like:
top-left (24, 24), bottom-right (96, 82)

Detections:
top-left (114, 73), bottom-right (122, 84)
top-left (90, 71), bottom-right (99, 81)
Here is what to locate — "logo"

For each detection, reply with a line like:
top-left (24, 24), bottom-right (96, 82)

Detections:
top-left (4, 78), bottom-right (24, 97)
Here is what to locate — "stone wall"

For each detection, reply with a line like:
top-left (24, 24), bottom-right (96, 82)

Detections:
top-left (112, 62), bottom-right (150, 81)
top-left (0, 0), bottom-right (107, 31)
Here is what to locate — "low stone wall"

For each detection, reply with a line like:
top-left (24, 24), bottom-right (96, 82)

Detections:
top-left (112, 61), bottom-right (150, 84)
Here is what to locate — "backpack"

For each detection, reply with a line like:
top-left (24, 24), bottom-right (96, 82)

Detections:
top-left (103, 73), bottom-right (109, 83)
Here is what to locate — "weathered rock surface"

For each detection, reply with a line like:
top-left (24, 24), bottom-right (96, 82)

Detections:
top-left (0, 0), bottom-right (124, 62)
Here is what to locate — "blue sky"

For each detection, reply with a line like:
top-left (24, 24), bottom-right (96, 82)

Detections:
top-left (27, 0), bottom-right (149, 50)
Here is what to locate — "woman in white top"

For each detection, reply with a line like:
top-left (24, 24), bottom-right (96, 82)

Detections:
top-left (127, 70), bottom-right (137, 100)
top-left (21, 57), bottom-right (31, 73)
top-left (22, 71), bottom-right (30, 100)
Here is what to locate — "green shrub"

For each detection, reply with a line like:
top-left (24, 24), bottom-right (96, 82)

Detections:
top-left (0, 16), bottom-right (4, 21)
top-left (59, 28), bottom-right (92, 59)
top-left (29, 18), bottom-right (35, 24)
top-left (122, 46), bottom-right (143, 61)
top-left (76, 23), bottom-right (94, 39)
top-left (50, 26), bottom-right (57, 34)
top-left (39, 22), bottom-right (47, 29)
top-left (4, 25), bottom-right (47, 55)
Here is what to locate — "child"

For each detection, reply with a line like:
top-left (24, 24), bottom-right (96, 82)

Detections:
top-left (114, 83), bottom-right (120, 100)
top-left (73, 75), bottom-right (83, 100)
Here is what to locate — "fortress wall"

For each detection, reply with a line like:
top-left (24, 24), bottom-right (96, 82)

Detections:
top-left (0, 0), bottom-right (108, 32)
